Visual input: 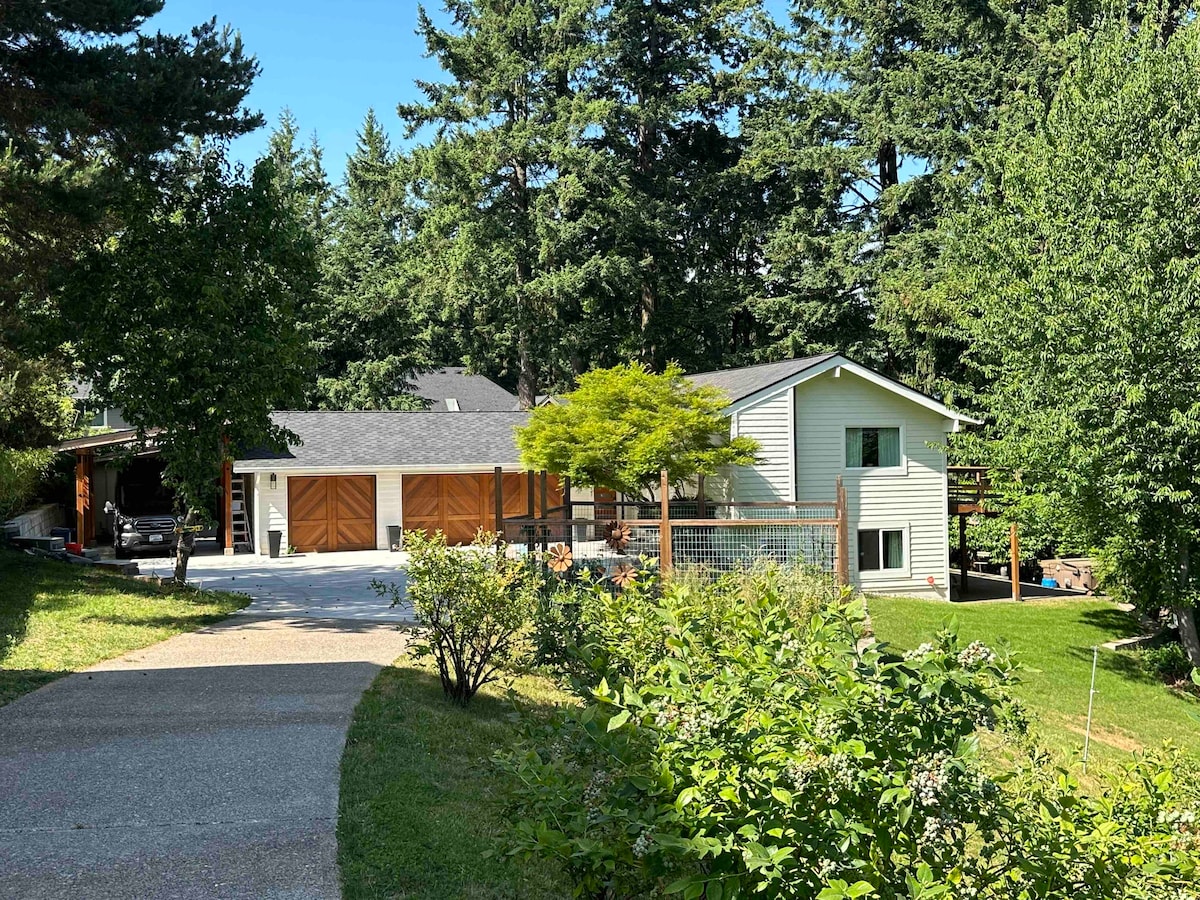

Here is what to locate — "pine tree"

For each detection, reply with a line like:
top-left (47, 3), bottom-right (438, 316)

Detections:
top-left (399, 0), bottom-right (602, 407)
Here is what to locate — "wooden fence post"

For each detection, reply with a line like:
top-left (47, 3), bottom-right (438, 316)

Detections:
top-left (835, 475), bottom-right (849, 586)
top-left (493, 466), bottom-right (503, 537)
top-left (1010, 521), bottom-right (1022, 602)
top-left (696, 474), bottom-right (706, 519)
top-left (659, 469), bottom-right (672, 574)
top-left (539, 471), bottom-right (549, 552)
top-left (562, 475), bottom-right (573, 551)
top-left (525, 470), bottom-right (535, 555)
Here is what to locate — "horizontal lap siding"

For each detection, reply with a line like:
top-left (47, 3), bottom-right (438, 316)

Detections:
top-left (728, 391), bottom-right (793, 503)
top-left (250, 468), bottom-right (402, 553)
top-left (792, 371), bottom-right (949, 597)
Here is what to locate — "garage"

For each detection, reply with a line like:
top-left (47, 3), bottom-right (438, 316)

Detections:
top-left (288, 475), bottom-right (376, 552)
top-left (403, 472), bottom-right (560, 545)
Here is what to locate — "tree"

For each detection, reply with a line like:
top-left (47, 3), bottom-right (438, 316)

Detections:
top-left (313, 111), bottom-right (427, 409)
top-left (0, 0), bottom-right (261, 332)
top-left (515, 363), bottom-right (759, 499)
top-left (952, 15), bottom-right (1200, 662)
top-left (66, 149), bottom-right (315, 582)
top-left (399, 0), bottom-right (602, 408)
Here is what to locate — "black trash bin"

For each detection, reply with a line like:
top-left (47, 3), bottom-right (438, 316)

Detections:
top-left (268, 529), bottom-right (283, 558)
top-left (387, 525), bottom-right (402, 552)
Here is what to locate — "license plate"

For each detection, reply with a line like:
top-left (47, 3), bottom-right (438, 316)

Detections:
top-left (149, 534), bottom-right (164, 543)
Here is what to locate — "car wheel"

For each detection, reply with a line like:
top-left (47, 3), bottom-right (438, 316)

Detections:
top-left (115, 546), bottom-right (131, 559)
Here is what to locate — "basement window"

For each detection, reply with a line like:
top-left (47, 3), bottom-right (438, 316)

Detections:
top-left (858, 528), bottom-right (905, 571)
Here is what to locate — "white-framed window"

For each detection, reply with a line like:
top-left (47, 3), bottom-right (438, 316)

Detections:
top-left (845, 426), bottom-right (904, 471)
top-left (858, 526), bottom-right (906, 573)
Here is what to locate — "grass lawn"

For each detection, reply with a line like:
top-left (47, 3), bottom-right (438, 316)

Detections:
top-left (868, 595), bottom-right (1200, 773)
top-left (0, 549), bottom-right (248, 706)
top-left (338, 662), bottom-right (573, 900)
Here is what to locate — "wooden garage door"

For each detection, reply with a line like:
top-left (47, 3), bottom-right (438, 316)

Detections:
top-left (403, 473), bottom-right (561, 546)
top-left (288, 475), bottom-right (376, 553)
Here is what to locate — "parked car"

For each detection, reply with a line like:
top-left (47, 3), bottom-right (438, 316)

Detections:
top-left (103, 500), bottom-right (180, 558)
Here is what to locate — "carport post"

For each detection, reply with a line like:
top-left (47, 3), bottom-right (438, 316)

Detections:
top-left (222, 458), bottom-right (234, 556)
top-left (75, 450), bottom-right (94, 548)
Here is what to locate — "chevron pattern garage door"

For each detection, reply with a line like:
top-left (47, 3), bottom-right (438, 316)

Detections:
top-left (403, 473), bottom-right (560, 545)
top-left (288, 476), bottom-right (376, 552)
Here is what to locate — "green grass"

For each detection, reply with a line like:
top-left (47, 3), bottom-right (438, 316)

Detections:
top-left (338, 662), bottom-right (573, 900)
top-left (868, 595), bottom-right (1200, 773)
top-left (0, 549), bottom-right (248, 706)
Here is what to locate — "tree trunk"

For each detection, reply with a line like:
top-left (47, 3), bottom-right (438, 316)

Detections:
top-left (878, 138), bottom-right (899, 241)
top-left (173, 508), bottom-right (197, 584)
top-left (1175, 538), bottom-right (1200, 665)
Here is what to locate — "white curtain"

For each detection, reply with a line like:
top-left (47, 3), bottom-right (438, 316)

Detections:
top-left (884, 529), bottom-right (904, 568)
top-left (845, 428), bottom-right (863, 467)
top-left (877, 428), bottom-right (901, 467)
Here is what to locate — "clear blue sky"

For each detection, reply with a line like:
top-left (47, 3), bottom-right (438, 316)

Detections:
top-left (149, 1), bottom-right (446, 178)
top-left (149, 1), bottom-right (792, 182)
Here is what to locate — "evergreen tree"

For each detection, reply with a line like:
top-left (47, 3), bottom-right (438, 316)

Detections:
top-left (399, 0), bottom-right (602, 407)
top-left (315, 111), bottom-right (427, 409)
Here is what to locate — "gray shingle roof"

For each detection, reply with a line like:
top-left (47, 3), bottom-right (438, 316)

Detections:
top-left (235, 411), bottom-right (528, 469)
top-left (410, 367), bottom-right (518, 411)
top-left (687, 354), bottom-right (836, 403)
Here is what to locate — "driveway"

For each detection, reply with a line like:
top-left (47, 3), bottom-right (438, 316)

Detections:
top-left (139, 549), bottom-right (413, 621)
top-left (0, 553), bottom-right (413, 899)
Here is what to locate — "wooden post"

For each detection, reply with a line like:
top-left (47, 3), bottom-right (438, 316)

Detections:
top-left (562, 475), bottom-right (573, 551)
top-left (539, 470), bottom-right (549, 552)
top-left (958, 514), bottom-right (969, 600)
top-left (526, 470), bottom-right (535, 555)
top-left (75, 450), bottom-right (94, 548)
top-left (222, 458), bottom-right (234, 555)
top-left (696, 474), bottom-right (706, 519)
top-left (835, 475), bottom-right (849, 586)
top-left (659, 469), bottom-right (673, 574)
top-left (493, 466), bottom-right (504, 534)
top-left (1010, 521), bottom-right (1022, 602)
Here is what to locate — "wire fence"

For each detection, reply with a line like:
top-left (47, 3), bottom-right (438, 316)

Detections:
top-left (500, 495), bottom-right (842, 579)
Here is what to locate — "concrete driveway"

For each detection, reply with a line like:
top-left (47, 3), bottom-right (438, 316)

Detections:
top-left (138, 549), bottom-right (413, 621)
top-left (0, 552), bottom-right (413, 899)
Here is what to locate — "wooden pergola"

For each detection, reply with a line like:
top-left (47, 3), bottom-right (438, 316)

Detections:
top-left (55, 429), bottom-right (234, 554)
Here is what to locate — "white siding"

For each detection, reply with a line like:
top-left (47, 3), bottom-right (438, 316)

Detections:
top-left (727, 390), bottom-right (794, 502)
top-left (791, 370), bottom-right (950, 597)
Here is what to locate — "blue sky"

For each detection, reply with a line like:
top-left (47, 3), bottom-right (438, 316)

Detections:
top-left (150, 1), bottom-right (446, 178)
top-left (150, 1), bottom-right (792, 182)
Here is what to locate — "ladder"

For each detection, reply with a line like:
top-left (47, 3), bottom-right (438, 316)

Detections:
top-left (231, 475), bottom-right (253, 553)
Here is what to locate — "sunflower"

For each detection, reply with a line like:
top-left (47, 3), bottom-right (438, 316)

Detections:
top-left (546, 542), bottom-right (573, 573)
top-left (604, 520), bottom-right (632, 551)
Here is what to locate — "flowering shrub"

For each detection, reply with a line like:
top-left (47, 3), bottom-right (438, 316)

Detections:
top-left (498, 580), bottom-right (1200, 898)
top-left (373, 530), bottom-right (542, 705)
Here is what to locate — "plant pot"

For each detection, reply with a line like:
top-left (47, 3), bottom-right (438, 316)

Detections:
top-left (268, 529), bottom-right (283, 559)
top-left (387, 524), bottom-right (402, 552)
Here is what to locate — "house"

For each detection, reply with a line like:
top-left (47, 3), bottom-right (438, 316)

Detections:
top-left (690, 353), bottom-right (978, 597)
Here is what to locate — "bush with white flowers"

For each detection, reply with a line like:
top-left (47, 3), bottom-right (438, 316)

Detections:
top-left (498, 573), bottom-right (1200, 899)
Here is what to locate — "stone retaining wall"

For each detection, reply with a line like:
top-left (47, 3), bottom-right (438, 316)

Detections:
top-left (2, 504), bottom-right (66, 540)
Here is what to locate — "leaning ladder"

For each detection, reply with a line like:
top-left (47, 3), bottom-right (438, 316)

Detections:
top-left (231, 475), bottom-right (253, 553)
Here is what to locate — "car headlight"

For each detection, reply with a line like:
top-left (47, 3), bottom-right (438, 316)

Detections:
top-left (122, 523), bottom-right (134, 532)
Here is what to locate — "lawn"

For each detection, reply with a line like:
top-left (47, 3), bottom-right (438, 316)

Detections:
top-left (868, 595), bottom-right (1200, 773)
top-left (338, 662), bottom-right (573, 900)
top-left (0, 549), bottom-right (248, 706)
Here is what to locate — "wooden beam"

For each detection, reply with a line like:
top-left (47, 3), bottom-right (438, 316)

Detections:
top-left (1010, 521), bottom-right (1022, 602)
top-left (659, 469), bottom-right (672, 574)
top-left (75, 450), bottom-right (94, 548)
top-left (835, 475), bottom-right (849, 586)
top-left (959, 514), bottom-right (969, 599)
top-left (222, 458), bottom-right (234, 555)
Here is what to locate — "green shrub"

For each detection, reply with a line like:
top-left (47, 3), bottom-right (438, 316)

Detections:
top-left (373, 531), bottom-right (543, 705)
top-left (500, 580), bottom-right (1200, 898)
top-left (1139, 641), bottom-right (1196, 685)
top-left (0, 448), bottom-right (54, 523)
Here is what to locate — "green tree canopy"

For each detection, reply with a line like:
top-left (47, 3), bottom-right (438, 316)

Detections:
top-left (952, 13), bottom-right (1200, 661)
top-left (516, 363), bottom-right (759, 498)
top-left (66, 149), bottom-right (315, 581)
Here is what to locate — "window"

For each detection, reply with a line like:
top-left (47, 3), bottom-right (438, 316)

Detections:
top-left (846, 427), bottom-right (901, 468)
top-left (858, 528), bottom-right (905, 571)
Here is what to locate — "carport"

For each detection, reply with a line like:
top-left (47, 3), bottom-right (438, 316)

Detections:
top-left (56, 429), bottom-right (237, 553)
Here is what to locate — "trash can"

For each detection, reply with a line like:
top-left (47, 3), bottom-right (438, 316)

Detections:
top-left (268, 529), bottom-right (283, 558)
top-left (387, 525), bottom-right (402, 552)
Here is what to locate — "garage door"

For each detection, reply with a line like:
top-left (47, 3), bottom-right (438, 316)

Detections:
top-left (403, 473), bottom-right (560, 545)
top-left (288, 475), bottom-right (376, 553)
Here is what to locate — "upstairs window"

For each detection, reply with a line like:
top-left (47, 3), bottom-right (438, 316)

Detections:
top-left (846, 427), bottom-right (901, 468)
top-left (858, 528), bottom-right (905, 571)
